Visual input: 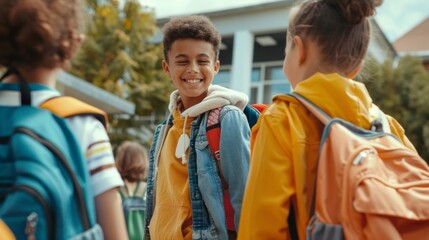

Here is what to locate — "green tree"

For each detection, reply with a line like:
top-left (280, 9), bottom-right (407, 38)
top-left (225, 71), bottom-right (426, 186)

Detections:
top-left (70, 0), bottom-right (173, 146)
top-left (364, 56), bottom-right (429, 161)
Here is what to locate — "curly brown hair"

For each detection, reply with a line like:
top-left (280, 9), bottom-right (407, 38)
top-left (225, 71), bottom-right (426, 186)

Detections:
top-left (289, 0), bottom-right (383, 75)
top-left (115, 141), bottom-right (149, 182)
top-left (162, 15), bottom-right (221, 62)
top-left (0, 0), bottom-right (85, 69)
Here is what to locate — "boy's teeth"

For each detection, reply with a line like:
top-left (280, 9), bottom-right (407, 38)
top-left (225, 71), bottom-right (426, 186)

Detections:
top-left (187, 79), bottom-right (200, 83)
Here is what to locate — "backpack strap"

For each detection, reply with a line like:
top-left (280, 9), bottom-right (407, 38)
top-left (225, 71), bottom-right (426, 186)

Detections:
top-left (118, 186), bottom-right (128, 200)
top-left (205, 104), bottom-right (266, 194)
top-left (289, 93), bottom-right (330, 125)
top-left (133, 181), bottom-right (146, 197)
top-left (39, 96), bottom-right (108, 129)
top-left (206, 107), bottom-right (237, 231)
top-left (206, 107), bottom-right (226, 187)
top-left (0, 67), bottom-right (31, 106)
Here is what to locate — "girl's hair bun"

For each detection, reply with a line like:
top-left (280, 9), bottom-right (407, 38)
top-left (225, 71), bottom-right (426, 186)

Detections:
top-left (324, 0), bottom-right (383, 24)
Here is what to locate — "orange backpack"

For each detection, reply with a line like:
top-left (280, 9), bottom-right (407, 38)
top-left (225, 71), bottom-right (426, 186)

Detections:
top-left (291, 93), bottom-right (429, 240)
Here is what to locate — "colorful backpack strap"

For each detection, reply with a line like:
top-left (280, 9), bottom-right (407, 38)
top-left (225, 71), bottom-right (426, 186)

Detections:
top-left (206, 107), bottom-right (236, 231)
top-left (206, 107), bottom-right (223, 179)
top-left (206, 104), bottom-right (267, 231)
top-left (39, 96), bottom-right (108, 129)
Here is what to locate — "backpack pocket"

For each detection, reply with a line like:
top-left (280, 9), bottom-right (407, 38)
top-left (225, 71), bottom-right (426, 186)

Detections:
top-left (1, 186), bottom-right (51, 240)
top-left (347, 152), bottom-right (429, 239)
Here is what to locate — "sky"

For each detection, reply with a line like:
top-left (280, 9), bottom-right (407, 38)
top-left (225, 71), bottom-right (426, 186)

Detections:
top-left (145, 0), bottom-right (429, 42)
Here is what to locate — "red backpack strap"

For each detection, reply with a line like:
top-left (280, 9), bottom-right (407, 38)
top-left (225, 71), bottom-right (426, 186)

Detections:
top-left (206, 107), bottom-right (236, 231)
top-left (206, 108), bottom-right (224, 180)
top-left (206, 108), bottom-right (226, 186)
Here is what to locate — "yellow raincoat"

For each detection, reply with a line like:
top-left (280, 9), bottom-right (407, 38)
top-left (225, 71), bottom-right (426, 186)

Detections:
top-left (238, 73), bottom-right (416, 240)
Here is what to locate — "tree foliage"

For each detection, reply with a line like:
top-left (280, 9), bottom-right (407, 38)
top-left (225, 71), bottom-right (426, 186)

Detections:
top-left (70, 0), bottom-right (173, 146)
top-left (363, 56), bottom-right (429, 161)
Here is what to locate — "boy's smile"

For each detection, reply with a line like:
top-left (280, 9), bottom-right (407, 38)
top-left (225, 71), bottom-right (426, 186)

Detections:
top-left (163, 38), bottom-right (220, 109)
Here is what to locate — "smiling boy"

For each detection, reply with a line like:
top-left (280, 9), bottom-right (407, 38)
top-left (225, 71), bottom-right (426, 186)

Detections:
top-left (144, 15), bottom-right (251, 240)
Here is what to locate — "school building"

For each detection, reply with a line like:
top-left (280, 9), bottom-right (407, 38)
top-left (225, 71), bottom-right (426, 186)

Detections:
top-left (56, 71), bottom-right (135, 115)
top-left (153, 1), bottom-right (396, 104)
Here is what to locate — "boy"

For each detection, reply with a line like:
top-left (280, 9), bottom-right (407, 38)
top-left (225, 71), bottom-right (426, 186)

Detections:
top-left (145, 15), bottom-right (250, 240)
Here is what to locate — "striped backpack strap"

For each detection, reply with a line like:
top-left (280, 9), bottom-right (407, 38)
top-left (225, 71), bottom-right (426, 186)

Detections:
top-left (39, 96), bottom-right (108, 129)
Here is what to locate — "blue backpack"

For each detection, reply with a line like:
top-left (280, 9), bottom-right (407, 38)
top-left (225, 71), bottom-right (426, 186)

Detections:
top-left (0, 68), bottom-right (104, 240)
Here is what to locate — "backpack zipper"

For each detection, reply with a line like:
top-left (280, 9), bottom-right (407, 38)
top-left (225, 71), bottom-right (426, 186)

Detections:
top-left (25, 212), bottom-right (38, 240)
top-left (352, 149), bottom-right (377, 165)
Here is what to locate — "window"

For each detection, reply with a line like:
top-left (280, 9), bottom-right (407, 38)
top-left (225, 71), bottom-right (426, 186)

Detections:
top-left (213, 64), bottom-right (291, 104)
top-left (213, 69), bottom-right (231, 87)
top-left (250, 63), bottom-right (291, 104)
top-left (251, 68), bottom-right (261, 82)
top-left (263, 83), bottom-right (291, 102)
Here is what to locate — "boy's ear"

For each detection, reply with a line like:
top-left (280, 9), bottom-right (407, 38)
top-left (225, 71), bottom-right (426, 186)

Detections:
top-left (213, 60), bottom-right (220, 74)
top-left (294, 36), bottom-right (306, 65)
top-left (162, 59), bottom-right (170, 76)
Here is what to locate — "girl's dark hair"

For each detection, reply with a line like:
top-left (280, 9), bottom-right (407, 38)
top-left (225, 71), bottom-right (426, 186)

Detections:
top-left (0, 0), bottom-right (85, 69)
top-left (115, 141), bottom-right (149, 182)
top-left (162, 15), bottom-right (221, 62)
top-left (289, 0), bottom-right (383, 74)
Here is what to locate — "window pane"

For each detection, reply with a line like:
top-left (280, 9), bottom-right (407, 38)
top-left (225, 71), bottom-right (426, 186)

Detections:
top-left (263, 83), bottom-right (291, 102)
top-left (214, 70), bottom-right (230, 86)
top-left (265, 66), bottom-right (286, 80)
top-left (250, 87), bottom-right (258, 104)
top-left (251, 68), bottom-right (261, 82)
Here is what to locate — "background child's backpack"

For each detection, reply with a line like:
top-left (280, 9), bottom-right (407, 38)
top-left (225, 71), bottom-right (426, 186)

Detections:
top-left (206, 103), bottom-right (267, 232)
top-left (118, 181), bottom-right (147, 240)
top-left (290, 93), bottom-right (429, 240)
top-left (0, 69), bottom-right (106, 240)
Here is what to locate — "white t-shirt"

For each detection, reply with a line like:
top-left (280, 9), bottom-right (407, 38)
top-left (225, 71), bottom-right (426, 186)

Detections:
top-left (0, 83), bottom-right (123, 196)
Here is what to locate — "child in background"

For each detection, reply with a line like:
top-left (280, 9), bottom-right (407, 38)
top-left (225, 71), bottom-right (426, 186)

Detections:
top-left (0, 0), bottom-right (128, 239)
top-left (116, 141), bottom-right (149, 240)
top-left (145, 15), bottom-right (251, 240)
top-left (238, 0), bottom-right (416, 239)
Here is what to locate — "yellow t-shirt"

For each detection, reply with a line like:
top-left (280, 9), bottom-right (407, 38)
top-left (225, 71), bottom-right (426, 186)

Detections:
top-left (149, 110), bottom-right (194, 240)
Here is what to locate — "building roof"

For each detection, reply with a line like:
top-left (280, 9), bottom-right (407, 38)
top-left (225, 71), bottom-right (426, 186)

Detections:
top-left (394, 17), bottom-right (429, 55)
top-left (57, 71), bottom-right (135, 115)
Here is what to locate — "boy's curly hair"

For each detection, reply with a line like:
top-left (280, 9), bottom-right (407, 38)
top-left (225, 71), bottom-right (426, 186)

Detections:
top-left (0, 0), bottom-right (85, 69)
top-left (162, 15), bottom-right (221, 62)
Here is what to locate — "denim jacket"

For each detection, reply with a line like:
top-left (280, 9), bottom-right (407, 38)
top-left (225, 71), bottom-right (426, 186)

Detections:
top-left (145, 105), bottom-right (250, 240)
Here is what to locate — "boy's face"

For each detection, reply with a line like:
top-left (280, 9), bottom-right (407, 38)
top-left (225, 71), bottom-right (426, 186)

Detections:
top-left (162, 38), bottom-right (220, 107)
